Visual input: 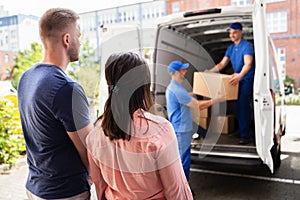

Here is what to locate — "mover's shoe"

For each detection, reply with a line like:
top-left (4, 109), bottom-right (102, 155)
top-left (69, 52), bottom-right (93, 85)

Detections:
top-left (229, 132), bottom-right (240, 138)
top-left (239, 138), bottom-right (250, 145)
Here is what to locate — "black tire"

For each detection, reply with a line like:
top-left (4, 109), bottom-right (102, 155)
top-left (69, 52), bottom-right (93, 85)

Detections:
top-left (271, 140), bottom-right (281, 170)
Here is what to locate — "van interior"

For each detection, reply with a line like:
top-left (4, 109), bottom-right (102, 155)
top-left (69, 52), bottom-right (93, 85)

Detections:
top-left (152, 12), bottom-right (258, 156)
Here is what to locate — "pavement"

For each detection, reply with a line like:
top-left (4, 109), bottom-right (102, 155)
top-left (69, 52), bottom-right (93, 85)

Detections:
top-left (0, 156), bottom-right (97, 200)
top-left (0, 156), bottom-right (28, 200)
top-left (0, 105), bottom-right (298, 199)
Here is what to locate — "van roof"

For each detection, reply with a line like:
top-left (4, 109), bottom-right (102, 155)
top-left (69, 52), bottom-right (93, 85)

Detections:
top-left (156, 5), bottom-right (254, 27)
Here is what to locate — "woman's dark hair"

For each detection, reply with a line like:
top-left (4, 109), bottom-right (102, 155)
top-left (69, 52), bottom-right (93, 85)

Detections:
top-left (97, 52), bottom-right (154, 140)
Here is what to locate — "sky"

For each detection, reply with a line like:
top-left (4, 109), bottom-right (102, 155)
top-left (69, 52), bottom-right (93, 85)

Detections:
top-left (0, 0), bottom-right (151, 17)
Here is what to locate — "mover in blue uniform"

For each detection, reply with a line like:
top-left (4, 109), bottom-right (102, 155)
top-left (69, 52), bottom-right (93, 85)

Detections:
top-left (166, 61), bottom-right (225, 181)
top-left (207, 22), bottom-right (255, 145)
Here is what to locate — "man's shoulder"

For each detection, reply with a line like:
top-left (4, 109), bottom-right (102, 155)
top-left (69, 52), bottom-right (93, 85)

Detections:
top-left (241, 38), bottom-right (253, 46)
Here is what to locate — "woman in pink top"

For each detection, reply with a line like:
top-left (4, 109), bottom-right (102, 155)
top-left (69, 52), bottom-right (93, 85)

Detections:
top-left (86, 52), bottom-right (193, 200)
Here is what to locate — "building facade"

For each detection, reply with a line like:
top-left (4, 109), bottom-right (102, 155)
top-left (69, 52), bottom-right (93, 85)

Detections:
top-left (166, 0), bottom-right (300, 88)
top-left (0, 14), bottom-right (39, 80)
top-left (79, 0), bottom-right (166, 61)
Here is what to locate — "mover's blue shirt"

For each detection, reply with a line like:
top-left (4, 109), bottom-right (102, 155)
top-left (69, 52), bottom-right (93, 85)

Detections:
top-left (166, 80), bottom-right (193, 132)
top-left (18, 64), bottom-right (90, 199)
top-left (225, 38), bottom-right (255, 81)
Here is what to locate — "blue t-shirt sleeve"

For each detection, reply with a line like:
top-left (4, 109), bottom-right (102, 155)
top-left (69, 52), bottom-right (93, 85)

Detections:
top-left (53, 82), bottom-right (90, 132)
top-left (244, 42), bottom-right (254, 56)
top-left (176, 88), bottom-right (193, 105)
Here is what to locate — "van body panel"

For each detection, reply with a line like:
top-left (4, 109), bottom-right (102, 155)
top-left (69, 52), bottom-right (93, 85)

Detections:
top-left (252, 1), bottom-right (275, 173)
top-left (152, 4), bottom-right (285, 173)
top-left (98, 25), bottom-right (142, 116)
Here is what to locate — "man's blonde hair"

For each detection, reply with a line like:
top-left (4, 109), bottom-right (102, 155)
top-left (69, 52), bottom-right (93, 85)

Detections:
top-left (39, 8), bottom-right (79, 43)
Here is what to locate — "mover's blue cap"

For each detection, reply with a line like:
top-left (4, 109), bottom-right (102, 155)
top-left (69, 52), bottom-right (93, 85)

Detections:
top-left (229, 22), bottom-right (243, 30)
top-left (168, 61), bottom-right (189, 73)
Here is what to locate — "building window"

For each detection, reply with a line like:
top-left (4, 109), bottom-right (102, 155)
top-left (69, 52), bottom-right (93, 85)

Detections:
top-left (172, 2), bottom-right (180, 14)
top-left (266, 11), bottom-right (288, 33)
top-left (4, 54), bottom-right (9, 63)
top-left (11, 30), bottom-right (17, 39)
top-left (277, 47), bottom-right (286, 65)
top-left (231, 0), bottom-right (252, 6)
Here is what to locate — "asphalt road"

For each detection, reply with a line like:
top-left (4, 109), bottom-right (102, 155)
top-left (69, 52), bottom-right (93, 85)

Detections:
top-left (189, 105), bottom-right (300, 200)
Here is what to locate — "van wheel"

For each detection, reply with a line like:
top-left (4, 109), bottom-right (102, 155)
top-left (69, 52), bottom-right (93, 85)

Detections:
top-left (271, 141), bottom-right (281, 169)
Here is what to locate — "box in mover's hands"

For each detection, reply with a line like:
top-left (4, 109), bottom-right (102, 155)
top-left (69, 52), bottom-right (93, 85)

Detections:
top-left (193, 72), bottom-right (239, 100)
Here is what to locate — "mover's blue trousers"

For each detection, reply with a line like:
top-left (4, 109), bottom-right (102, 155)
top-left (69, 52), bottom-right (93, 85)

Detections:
top-left (236, 79), bottom-right (254, 138)
top-left (175, 131), bottom-right (192, 180)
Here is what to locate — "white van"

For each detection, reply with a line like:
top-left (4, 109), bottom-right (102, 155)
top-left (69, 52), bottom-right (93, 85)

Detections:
top-left (98, 2), bottom-right (286, 173)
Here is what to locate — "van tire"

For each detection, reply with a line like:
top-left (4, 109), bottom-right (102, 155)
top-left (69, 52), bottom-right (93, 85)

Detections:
top-left (271, 141), bottom-right (281, 170)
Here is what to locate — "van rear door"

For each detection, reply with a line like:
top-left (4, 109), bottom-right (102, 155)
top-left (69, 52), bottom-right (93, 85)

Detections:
top-left (98, 25), bottom-right (143, 115)
top-left (253, 0), bottom-right (275, 173)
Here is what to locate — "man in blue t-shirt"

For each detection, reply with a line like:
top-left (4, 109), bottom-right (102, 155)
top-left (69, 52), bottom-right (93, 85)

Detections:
top-left (18, 8), bottom-right (92, 199)
top-left (207, 22), bottom-right (255, 145)
top-left (166, 61), bottom-right (225, 181)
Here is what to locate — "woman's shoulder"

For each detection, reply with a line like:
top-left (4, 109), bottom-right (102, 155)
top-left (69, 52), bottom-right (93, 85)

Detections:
top-left (144, 111), bottom-right (169, 124)
top-left (86, 120), bottom-right (104, 144)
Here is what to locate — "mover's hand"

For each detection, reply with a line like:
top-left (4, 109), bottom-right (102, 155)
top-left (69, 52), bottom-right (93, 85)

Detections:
top-left (212, 92), bottom-right (226, 104)
top-left (229, 73), bottom-right (242, 85)
top-left (204, 69), bottom-right (214, 73)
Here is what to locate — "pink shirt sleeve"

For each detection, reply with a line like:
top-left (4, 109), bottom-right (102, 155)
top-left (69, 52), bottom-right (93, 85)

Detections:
top-left (87, 141), bottom-right (107, 200)
top-left (157, 122), bottom-right (193, 200)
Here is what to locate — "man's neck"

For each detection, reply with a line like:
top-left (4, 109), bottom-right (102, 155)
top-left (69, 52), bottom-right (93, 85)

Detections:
top-left (234, 38), bottom-right (242, 45)
top-left (172, 74), bottom-right (183, 83)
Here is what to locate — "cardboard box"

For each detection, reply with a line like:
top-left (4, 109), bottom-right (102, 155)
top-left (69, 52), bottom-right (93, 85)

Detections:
top-left (191, 107), bottom-right (210, 122)
top-left (210, 115), bottom-right (235, 134)
top-left (193, 72), bottom-right (239, 100)
top-left (191, 108), bottom-right (210, 125)
top-left (199, 117), bottom-right (210, 129)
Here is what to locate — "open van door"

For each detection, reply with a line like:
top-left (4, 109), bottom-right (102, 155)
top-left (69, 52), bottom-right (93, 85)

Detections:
top-left (252, 0), bottom-right (275, 173)
top-left (98, 25), bottom-right (142, 116)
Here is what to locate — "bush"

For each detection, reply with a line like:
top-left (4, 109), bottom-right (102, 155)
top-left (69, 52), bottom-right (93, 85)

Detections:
top-left (276, 94), bottom-right (300, 105)
top-left (0, 96), bottom-right (26, 166)
top-left (285, 94), bottom-right (300, 105)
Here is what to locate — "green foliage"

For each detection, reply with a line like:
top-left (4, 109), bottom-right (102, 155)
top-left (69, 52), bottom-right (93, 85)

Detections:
top-left (276, 94), bottom-right (300, 105)
top-left (0, 97), bottom-right (26, 166)
top-left (285, 94), bottom-right (300, 105)
top-left (284, 75), bottom-right (295, 85)
top-left (11, 43), bottom-right (43, 89)
top-left (68, 38), bottom-right (100, 99)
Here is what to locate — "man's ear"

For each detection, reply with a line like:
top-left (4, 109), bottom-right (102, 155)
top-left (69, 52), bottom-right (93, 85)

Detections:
top-left (63, 33), bottom-right (70, 47)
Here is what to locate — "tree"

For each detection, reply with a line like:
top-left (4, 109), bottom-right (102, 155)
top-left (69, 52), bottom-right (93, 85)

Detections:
top-left (11, 39), bottom-right (100, 101)
top-left (68, 38), bottom-right (100, 100)
top-left (11, 43), bottom-right (43, 89)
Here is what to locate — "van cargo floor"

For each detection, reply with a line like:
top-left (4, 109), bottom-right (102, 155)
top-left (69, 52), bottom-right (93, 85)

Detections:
top-left (192, 132), bottom-right (256, 147)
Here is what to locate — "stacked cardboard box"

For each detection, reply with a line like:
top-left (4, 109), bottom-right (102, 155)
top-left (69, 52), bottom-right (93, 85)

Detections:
top-left (209, 115), bottom-right (235, 134)
top-left (191, 107), bottom-right (210, 129)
